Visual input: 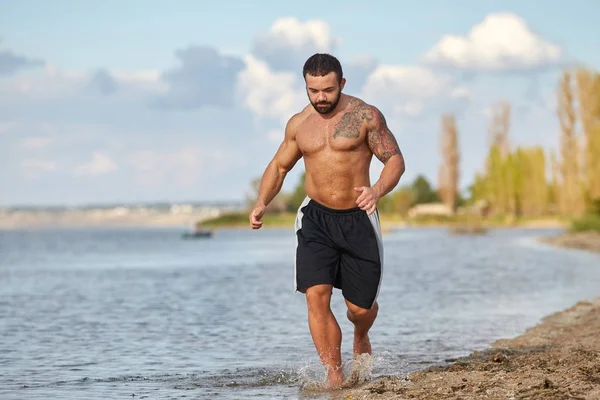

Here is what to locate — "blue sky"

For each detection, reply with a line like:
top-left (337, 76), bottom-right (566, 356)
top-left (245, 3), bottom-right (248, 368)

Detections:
top-left (1, 1), bottom-right (599, 206)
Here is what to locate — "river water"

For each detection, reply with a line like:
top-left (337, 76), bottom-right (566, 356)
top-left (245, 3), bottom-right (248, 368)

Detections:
top-left (1, 225), bottom-right (599, 399)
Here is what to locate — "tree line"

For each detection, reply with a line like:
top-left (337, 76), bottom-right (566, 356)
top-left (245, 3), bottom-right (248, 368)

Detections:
top-left (247, 66), bottom-right (599, 219)
top-left (466, 67), bottom-right (600, 219)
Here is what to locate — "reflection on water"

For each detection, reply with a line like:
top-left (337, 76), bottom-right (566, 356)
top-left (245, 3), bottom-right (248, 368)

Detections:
top-left (1, 226), bottom-right (599, 399)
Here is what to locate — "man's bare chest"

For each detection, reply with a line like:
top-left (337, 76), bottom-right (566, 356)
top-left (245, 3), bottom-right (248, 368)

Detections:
top-left (297, 113), bottom-right (367, 155)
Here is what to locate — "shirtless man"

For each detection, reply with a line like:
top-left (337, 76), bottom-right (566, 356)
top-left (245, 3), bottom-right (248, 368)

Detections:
top-left (249, 53), bottom-right (405, 388)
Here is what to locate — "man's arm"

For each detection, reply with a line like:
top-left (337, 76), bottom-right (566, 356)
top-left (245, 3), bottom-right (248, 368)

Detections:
top-left (355, 105), bottom-right (405, 214)
top-left (367, 106), bottom-right (405, 197)
top-left (250, 115), bottom-right (303, 229)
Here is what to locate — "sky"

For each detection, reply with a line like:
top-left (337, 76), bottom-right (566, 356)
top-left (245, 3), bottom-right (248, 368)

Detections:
top-left (1, 0), bottom-right (599, 207)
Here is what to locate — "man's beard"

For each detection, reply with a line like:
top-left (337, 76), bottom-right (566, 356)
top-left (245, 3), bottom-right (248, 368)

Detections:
top-left (310, 92), bottom-right (341, 114)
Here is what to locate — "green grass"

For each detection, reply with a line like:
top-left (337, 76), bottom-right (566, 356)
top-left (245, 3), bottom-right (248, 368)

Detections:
top-left (201, 212), bottom-right (296, 228)
top-left (201, 210), bottom-right (568, 230)
top-left (571, 213), bottom-right (600, 233)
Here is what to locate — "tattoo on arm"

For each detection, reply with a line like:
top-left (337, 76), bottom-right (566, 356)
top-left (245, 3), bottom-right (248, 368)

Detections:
top-left (333, 99), bottom-right (373, 139)
top-left (367, 107), bottom-right (401, 163)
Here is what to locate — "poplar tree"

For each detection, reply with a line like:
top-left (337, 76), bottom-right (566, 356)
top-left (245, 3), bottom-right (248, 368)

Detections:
top-left (438, 113), bottom-right (460, 212)
top-left (557, 70), bottom-right (585, 215)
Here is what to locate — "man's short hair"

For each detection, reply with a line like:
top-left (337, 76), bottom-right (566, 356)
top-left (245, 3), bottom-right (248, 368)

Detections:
top-left (303, 53), bottom-right (343, 82)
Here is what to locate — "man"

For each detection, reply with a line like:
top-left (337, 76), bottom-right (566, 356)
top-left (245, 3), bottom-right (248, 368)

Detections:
top-left (249, 53), bottom-right (405, 388)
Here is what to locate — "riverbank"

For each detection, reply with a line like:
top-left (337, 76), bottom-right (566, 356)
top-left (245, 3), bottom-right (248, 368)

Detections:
top-left (538, 231), bottom-right (600, 253)
top-left (200, 212), bottom-right (568, 231)
top-left (0, 208), bottom-right (570, 231)
top-left (336, 228), bottom-right (600, 399)
top-left (0, 209), bottom-right (221, 229)
top-left (343, 297), bottom-right (600, 400)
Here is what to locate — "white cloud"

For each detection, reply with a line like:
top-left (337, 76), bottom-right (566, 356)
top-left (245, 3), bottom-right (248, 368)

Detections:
top-left (395, 101), bottom-right (424, 118)
top-left (128, 147), bottom-right (236, 188)
top-left (20, 158), bottom-right (58, 179)
top-left (19, 137), bottom-right (53, 150)
top-left (266, 129), bottom-right (284, 143)
top-left (237, 54), bottom-right (305, 125)
top-left (111, 69), bottom-right (162, 85)
top-left (252, 17), bottom-right (341, 71)
top-left (3, 121), bottom-right (112, 146)
top-left (74, 151), bottom-right (118, 176)
top-left (0, 64), bottom-right (84, 98)
top-left (361, 65), bottom-right (467, 119)
top-left (450, 86), bottom-right (472, 99)
top-left (0, 121), bottom-right (16, 134)
top-left (265, 17), bottom-right (340, 52)
top-left (363, 65), bottom-right (450, 98)
top-left (421, 12), bottom-right (563, 71)
top-left (0, 63), bottom-right (163, 101)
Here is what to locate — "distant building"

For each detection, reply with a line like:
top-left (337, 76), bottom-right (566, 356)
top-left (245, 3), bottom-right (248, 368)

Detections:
top-left (407, 202), bottom-right (453, 218)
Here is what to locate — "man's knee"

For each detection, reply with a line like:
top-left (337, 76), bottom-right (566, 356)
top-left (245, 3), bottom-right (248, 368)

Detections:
top-left (305, 284), bottom-right (333, 308)
top-left (347, 300), bottom-right (378, 321)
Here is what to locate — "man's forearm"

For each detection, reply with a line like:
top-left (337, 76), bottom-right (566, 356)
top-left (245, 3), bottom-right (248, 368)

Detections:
top-left (372, 155), bottom-right (405, 198)
top-left (255, 161), bottom-right (287, 207)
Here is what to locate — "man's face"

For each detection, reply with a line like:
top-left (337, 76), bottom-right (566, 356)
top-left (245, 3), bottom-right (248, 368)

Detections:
top-left (305, 72), bottom-right (346, 114)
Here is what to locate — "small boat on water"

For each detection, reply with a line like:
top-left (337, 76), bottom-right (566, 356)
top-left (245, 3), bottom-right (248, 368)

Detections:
top-left (181, 223), bottom-right (213, 239)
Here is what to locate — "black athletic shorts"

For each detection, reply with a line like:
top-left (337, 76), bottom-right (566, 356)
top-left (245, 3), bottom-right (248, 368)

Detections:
top-left (294, 196), bottom-right (384, 309)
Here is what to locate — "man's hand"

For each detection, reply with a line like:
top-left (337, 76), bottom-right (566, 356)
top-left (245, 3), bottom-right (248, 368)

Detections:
top-left (249, 204), bottom-right (266, 229)
top-left (354, 186), bottom-right (380, 215)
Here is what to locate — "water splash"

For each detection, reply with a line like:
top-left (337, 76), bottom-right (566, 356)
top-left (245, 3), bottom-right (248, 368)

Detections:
top-left (296, 352), bottom-right (383, 392)
top-left (342, 353), bottom-right (375, 387)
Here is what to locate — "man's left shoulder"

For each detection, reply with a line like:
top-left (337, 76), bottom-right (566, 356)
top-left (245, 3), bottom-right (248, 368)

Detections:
top-left (348, 96), bottom-right (378, 112)
top-left (345, 96), bottom-right (375, 118)
top-left (349, 98), bottom-right (386, 126)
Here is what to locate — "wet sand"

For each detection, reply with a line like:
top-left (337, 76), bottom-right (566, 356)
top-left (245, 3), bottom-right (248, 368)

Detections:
top-left (340, 298), bottom-right (600, 400)
top-left (339, 233), bottom-right (600, 400)
top-left (539, 231), bottom-right (600, 253)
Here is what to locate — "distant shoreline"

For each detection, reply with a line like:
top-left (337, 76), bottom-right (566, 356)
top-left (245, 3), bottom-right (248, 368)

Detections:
top-left (200, 211), bottom-right (569, 230)
top-left (0, 210), bottom-right (570, 231)
top-left (0, 212), bottom-right (210, 230)
top-left (538, 231), bottom-right (600, 253)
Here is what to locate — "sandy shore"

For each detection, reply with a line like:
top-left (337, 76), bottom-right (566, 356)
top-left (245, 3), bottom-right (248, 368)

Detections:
top-left (335, 232), bottom-right (600, 400)
top-left (341, 298), bottom-right (600, 400)
top-left (538, 231), bottom-right (600, 253)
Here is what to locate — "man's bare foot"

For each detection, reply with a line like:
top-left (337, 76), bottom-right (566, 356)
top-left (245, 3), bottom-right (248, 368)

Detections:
top-left (353, 331), bottom-right (371, 357)
top-left (327, 370), bottom-right (344, 389)
top-left (343, 353), bottom-right (375, 388)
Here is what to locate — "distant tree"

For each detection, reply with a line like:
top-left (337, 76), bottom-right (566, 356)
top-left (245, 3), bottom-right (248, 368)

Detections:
top-left (557, 70), bottom-right (585, 216)
top-left (244, 177), bottom-right (262, 211)
top-left (575, 69), bottom-right (600, 206)
top-left (393, 187), bottom-right (418, 215)
top-left (411, 175), bottom-right (440, 204)
top-left (514, 146), bottom-right (548, 216)
top-left (484, 101), bottom-right (513, 216)
top-left (246, 176), bottom-right (287, 213)
top-left (438, 113), bottom-right (460, 212)
top-left (286, 172), bottom-right (307, 212)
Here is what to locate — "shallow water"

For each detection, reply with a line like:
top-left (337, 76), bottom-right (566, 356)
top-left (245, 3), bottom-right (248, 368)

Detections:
top-left (1, 225), bottom-right (599, 399)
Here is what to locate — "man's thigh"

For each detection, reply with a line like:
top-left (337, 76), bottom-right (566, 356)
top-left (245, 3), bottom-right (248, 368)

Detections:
top-left (295, 234), bottom-right (340, 293)
top-left (339, 252), bottom-right (381, 309)
top-left (337, 210), bottom-right (383, 309)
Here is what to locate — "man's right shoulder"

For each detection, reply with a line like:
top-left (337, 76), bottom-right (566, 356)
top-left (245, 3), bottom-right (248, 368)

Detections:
top-left (286, 107), bottom-right (312, 134)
